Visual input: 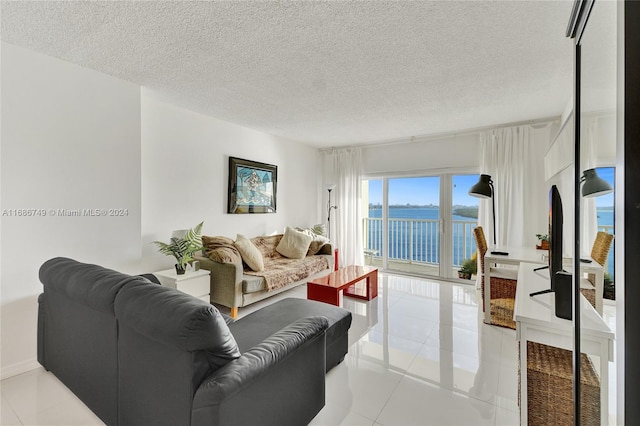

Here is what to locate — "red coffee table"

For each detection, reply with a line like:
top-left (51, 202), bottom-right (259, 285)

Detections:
top-left (307, 265), bottom-right (378, 306)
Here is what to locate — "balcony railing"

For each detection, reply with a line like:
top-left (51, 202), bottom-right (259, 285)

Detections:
top-left (363, 220), bottom-right (614, 278)
top-left (362, 218), bottom-right (477, 268)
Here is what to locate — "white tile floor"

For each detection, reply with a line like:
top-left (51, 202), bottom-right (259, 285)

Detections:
top-left (0, 272), bottom-right (616, 425)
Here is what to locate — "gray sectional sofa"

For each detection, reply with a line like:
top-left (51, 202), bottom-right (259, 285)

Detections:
top-left (37, 257), bottom-right (351, 426)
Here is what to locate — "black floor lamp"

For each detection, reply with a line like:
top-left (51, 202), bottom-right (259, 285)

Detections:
top-left (326, 184), bottom-right (338, 239)
top-left (580, 168), bottom-right (613, 197)
top-left (469, 174), bottom-right (497, 246)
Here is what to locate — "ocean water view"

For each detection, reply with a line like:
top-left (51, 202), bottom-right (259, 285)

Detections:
top-left (364, 206), bottom-right (615, 277)
top-left (366, 206), bottom-right (478, 268)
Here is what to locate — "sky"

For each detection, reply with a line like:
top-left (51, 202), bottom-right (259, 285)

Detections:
top-left (367, 168), bottom-right (615, 208)
top-left (367, 175), bottom-right (480, 206)
top-left (595, 167), bottom-right (614, 208)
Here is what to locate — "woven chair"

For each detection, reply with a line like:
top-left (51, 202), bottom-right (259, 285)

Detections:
top-left (473, 226), bottom-right (517, 329)
top-left (580, 231), bottom-right (614, 309)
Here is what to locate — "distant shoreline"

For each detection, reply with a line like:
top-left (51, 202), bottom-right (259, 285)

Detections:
top-left (452, 208), bottom-right (478, 219)
top-left (369, 205), bottom-right (479, 219)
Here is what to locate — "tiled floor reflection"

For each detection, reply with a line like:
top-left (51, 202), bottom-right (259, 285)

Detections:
top-left (2, 272), bottom-right (614, 425)
top-left (310, 274), bottom-right (520, 425)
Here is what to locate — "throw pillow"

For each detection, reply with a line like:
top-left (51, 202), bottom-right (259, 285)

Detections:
top-left (276, 226), bottom-right (313, 259)
top-left (202, 235), bottom-right (242, 264)
top-left (303, 230), bottom-right (330, 255)
top-left (234, 234), bottom-right (264, 271)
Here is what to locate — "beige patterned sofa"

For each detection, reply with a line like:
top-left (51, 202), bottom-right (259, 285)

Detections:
top-left (194, 231), bottom-right (334, 318)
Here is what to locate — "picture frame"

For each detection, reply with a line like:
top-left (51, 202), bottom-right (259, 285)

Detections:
top-left (228, 157), bottom-right (277, 214)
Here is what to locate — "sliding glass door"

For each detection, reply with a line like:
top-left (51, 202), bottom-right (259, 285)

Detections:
top-left (363, 173), bottom-right (479, 280)
top-left (452, 175), bottom-right (480, 280)
top-left (387, 176), bottom-right (441, 276)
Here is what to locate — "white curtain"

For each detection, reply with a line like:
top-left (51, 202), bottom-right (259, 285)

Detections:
top-left (479, 125), bottom-right (542, 248)
top-left (327, 148), bottom-right (364, 266)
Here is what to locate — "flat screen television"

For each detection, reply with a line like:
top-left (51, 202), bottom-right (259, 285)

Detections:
top-left (531, 185), bottom-right (564, 297)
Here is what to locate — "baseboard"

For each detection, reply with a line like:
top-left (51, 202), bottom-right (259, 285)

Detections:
top-left (1, 357), bottom-right (40, 380)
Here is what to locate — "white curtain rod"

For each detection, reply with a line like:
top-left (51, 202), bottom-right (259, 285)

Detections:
top-left (319, 115), bottom-right (561, 152)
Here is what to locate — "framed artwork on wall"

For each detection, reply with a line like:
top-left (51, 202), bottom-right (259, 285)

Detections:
top-left (227, 156), bottom-right (277, 214)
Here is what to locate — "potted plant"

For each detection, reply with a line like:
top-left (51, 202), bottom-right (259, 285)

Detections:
top-left (458, 257), bottom-right (477, 280)
top-left (603, 272), bottom-right (615, 300)
top-left (153, 221), bottom-right (204, 275)
top-left (536, 233), bottom-right (549, 250)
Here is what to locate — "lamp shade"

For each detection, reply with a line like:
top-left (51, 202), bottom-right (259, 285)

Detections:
top-left (581, 169), bottom-right (613, 198)
top-left (468, 174), bottom-right (493, 198)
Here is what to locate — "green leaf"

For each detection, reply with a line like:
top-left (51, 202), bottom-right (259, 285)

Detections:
top-left (152, 221), bottom-right (205, 266)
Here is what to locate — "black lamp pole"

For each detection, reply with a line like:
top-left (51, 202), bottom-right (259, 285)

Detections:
top-left (489, 183), bottom-right (496, 246)
top-left (327, 187), bottom-right (338, 239)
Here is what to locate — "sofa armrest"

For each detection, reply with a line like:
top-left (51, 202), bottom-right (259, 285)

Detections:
top-left (191, 316), bottom-right (328, 426)
top-left (37, 293), bottom-right (46, 368)
top-left (194, 255), bottom-right (244, 309)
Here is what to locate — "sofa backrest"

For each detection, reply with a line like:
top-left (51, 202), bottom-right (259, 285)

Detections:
top-left (114, 282), bottom-right (240, 426)
top-left (38, 257), bottom-right (153, 426)
top-left (251, 234), bottom-right (284, 260)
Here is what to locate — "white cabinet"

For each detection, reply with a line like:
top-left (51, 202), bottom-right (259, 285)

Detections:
top-left (153, 269), bottom-right (210, 302)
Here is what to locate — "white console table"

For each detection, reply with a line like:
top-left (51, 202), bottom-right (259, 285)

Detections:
top-left (153, 268), bottom-right (211, 303)
top-left (514, 262), bottom-right (614, 426)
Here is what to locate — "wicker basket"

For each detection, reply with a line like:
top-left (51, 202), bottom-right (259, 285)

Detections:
top-left (520, 341), bottom-right (600, 426)
top-left (490, 298), bottom-right (516, 329)
top-left (580, 287), bottom-right (597, 309)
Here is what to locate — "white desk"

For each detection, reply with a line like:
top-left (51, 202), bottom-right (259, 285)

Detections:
top-left (514, 262), bottom-right (614, 426)
top-left (482, 246), bottom-right (546, 324)
top-left (483, 247), bottom-right (606, 323)
top-left (565, 256), bottom-right (606, 315)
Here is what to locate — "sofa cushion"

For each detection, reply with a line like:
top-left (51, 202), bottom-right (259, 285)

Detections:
top-left (203, 236), bottom-right (242, 264)
top-left (244, 255), bottom-right (329, 291)
top-left (137, 273), bottom-right (161, 284)
top-left (230, 298), bottom-right (351, 351)
top-left (242, 274), bottom-right (267, 294)
top-left (234, 234), bottom-right (264, 271)
top-left (229, 298), bottom-right (352, 371)
top-left (115, 283), bottom-right (241, 370)
top-left (307, 232), bottom-right (330, 255)
top-left (39, 257), bottom-right (141, 315)
top-left (276, 226), bottom-right (313, 259)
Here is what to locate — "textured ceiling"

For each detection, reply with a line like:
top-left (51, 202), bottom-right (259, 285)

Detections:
top-left (1, 1), bottom-right (574, 147)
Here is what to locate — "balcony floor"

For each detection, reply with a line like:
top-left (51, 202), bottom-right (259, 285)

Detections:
top-left (365, 258), bottom-right (476, 284)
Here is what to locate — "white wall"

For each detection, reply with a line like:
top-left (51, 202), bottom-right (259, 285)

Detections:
top-left (1, 43), bottom-right (142, 378)
top-left (362, 133), bottom-right (480, 176)
top-left (140, 91), bottom-right (323, 272)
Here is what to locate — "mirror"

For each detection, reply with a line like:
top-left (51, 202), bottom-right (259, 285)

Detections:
top-left (577, 0), bottom-right (617, 423)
